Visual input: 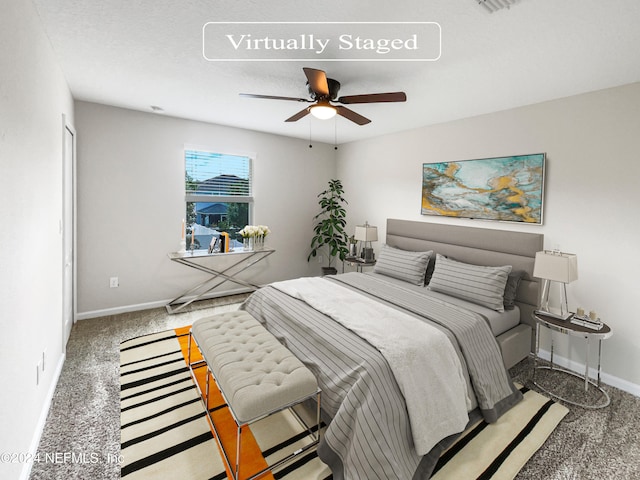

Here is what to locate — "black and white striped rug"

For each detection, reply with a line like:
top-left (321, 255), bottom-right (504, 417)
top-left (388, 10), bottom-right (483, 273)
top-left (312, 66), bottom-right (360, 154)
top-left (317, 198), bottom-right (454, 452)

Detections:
top-left (120, 330), bottom-right (221, 479)
top-left (431, 387), bottom-right (568, 479)
top-left (119, 328), bottom-right (331, 480)
top-left (119, 329), bottom-right (568, 480)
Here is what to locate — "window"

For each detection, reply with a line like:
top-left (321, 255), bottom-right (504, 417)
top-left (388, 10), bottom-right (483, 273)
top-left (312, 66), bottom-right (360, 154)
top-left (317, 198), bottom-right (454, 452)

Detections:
top-left (185, 149), bottom-right (252, 250)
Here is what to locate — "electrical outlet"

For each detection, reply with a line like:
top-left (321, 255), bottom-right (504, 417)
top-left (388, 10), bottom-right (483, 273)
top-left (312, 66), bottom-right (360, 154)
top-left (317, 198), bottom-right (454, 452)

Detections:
top-left (317, 255), bottom-right (323, 264)
top-left (110, 277), bottom-right (119, 288)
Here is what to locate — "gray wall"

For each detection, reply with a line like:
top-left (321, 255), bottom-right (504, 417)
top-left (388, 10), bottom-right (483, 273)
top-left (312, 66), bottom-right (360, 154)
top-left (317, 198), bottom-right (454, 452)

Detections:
top-left (74, 102), bottom-right (337, 317)
top-left (0, 1), bottom-right (75, 479)
top-left (338, 82), bottom-right (640, 393)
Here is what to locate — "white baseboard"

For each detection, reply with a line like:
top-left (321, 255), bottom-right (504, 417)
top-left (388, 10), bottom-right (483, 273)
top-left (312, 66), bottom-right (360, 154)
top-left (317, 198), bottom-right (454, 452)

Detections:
top-left (77, 299), bottom-right (172, 320)
top-left (20, 352), bottom-right (66, 480)
top-left (76, 287), bottom-right (252, 320)
top-left (537, 348), bottom-right (640, 397)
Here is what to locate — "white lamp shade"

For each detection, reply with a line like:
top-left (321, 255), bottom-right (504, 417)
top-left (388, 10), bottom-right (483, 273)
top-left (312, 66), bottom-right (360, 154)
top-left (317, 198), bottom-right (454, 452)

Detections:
top-left (533, 251), bottom-right (578, 283)
top-left (354, 225), bottom-right (378, 242)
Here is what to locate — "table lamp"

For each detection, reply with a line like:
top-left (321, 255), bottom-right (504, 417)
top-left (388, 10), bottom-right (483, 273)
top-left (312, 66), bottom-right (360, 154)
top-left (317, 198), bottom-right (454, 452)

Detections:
top-left (533, 250), bottom-right (578, 320)
top-left (354, 222), bottom-right (378, 262)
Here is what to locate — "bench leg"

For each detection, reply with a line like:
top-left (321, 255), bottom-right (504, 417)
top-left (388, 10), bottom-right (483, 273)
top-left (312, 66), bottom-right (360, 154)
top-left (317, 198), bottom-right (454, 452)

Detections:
top-left (235, 424), bottom-right (242, 480)
top-left (205, 366), bottom-right (210, 408)
top-left (316, 391), bottom-right (322, 443)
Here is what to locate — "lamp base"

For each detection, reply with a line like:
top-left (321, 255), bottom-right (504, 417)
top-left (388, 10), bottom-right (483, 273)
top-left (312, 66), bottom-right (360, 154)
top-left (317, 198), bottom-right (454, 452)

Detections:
top-left (362, 247), bottom-right (375, 262)
top-left (535, 309), bottom-right (573, 321)
top-left (538, 279), bottom-right (572, 321)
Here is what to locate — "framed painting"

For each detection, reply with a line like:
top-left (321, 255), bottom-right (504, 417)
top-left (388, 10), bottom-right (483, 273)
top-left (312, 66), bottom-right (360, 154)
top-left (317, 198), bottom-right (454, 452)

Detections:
top-left (421, 153), bottom-right (545, 224)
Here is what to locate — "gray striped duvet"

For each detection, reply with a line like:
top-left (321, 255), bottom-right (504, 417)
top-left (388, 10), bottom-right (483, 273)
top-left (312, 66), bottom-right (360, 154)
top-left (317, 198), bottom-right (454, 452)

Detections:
top-left (241, 272), bottom-right (522, 480)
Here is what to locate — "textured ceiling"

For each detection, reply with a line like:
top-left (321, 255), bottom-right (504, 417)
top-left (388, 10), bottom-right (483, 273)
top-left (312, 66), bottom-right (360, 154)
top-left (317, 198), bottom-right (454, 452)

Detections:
top-left (33, 0), bottom-right (640, 144)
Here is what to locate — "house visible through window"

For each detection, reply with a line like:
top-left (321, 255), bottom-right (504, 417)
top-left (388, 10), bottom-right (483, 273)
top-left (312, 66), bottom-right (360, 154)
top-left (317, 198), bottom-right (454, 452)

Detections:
top-left (185, 149), bottom-right (252, 250)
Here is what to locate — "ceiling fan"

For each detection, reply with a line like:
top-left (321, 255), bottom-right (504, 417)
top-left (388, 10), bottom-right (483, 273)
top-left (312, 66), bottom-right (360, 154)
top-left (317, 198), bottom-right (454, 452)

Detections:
top-left (239, 67), bottom-right (407, 125)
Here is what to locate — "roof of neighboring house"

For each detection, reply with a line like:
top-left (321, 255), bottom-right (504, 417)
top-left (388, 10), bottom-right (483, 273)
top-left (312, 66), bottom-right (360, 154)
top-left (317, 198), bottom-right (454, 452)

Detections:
top-left (195, 174), bottom-right (249, 195)
top-left (197, 203), bottom-right (228, 215)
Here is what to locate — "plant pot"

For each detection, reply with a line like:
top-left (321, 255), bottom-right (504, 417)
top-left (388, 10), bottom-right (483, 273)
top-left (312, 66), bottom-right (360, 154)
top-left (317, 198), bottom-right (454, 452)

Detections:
top-left (322, 267), bottom-right (338, 276)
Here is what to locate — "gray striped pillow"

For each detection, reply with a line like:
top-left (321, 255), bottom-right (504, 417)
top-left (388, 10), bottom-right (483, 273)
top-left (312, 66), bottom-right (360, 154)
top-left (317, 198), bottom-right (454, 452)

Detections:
top-left (373, 244), bottom-right (432, 286)
top-left (428, 254), bottom-right (512, 312)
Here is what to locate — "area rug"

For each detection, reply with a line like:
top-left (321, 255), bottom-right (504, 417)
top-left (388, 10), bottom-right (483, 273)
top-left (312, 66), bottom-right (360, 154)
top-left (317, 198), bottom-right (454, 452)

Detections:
top-left (120, 328), bottom-right (568, 480)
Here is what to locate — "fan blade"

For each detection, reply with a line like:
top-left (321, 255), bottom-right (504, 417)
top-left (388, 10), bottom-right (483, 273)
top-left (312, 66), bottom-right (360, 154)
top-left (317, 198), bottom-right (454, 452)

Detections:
top-left (335, 106), bottom-right (371, 125)
top-left (303, 67), bottom-right (329, 97)
top-left (240, 93), bottom-right (311, 102)
top-left (337, 92), bottom-right (407, 104)
top-left (285, 107), bottom-right (311, 122)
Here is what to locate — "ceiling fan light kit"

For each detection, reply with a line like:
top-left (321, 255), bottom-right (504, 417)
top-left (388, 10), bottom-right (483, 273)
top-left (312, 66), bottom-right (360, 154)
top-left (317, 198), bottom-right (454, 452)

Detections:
top-left (240, 67), bottom-right (406, 126)
top-left (309, 104), bottom-right (337, 120)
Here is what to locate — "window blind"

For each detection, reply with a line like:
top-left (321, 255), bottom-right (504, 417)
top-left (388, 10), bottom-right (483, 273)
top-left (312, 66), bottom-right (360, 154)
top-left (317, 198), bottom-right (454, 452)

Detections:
top-left (185, 150), bottom-right (252, 197)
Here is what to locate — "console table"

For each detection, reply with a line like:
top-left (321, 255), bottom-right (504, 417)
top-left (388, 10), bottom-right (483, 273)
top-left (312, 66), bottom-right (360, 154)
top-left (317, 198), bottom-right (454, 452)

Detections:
top-left (166, 248), bottom-right (275, 314)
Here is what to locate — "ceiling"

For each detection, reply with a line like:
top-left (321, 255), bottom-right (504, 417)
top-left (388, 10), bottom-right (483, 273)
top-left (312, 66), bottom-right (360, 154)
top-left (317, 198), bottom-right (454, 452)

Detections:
top-left (33, 0), bottom-right (640, 144)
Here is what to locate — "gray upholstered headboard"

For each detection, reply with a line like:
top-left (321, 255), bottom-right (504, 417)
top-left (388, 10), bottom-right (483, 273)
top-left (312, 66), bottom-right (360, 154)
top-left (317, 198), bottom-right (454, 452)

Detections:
top-left (385, 218), bottom-right (543, 329)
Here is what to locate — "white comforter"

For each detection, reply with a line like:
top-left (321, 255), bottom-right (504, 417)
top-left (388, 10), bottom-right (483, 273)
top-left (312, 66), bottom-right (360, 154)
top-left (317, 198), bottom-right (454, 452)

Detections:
top-left (271, 276), bottom-right (470, 455)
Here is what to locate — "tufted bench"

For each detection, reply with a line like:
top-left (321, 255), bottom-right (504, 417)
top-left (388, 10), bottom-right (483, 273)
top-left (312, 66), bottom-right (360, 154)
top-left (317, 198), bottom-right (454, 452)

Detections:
top-left (188, 310), bottom-right (321, 480)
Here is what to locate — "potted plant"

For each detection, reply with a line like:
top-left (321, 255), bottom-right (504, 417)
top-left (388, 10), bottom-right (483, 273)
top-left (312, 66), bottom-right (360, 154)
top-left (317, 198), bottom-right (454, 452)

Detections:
top-left (307, 179), bottom-right (349, 275)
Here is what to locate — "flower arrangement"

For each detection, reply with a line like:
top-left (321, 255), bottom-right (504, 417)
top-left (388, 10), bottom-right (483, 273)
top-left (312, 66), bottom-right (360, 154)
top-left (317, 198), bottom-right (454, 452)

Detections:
top-left (239, 225), bottom-right (271, 250)
top-left (239, 225), bottom-right (271, 239)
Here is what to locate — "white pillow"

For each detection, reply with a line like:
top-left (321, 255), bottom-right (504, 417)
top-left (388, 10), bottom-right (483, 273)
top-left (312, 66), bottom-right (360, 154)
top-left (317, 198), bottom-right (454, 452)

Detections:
top-left (373, 244), bottom-right (432, 286)
top-left (428, 254), bottom-right (512, 312)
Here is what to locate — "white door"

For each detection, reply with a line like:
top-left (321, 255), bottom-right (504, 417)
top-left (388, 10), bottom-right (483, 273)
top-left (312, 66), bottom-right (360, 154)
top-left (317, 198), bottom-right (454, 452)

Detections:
top-left (62, 120), bottom-right (76, 347)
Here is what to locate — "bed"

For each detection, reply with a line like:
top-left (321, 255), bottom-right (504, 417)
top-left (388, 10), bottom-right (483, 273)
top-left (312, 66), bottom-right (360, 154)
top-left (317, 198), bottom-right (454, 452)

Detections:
top-left (241, 218), bottom-right (543, 479)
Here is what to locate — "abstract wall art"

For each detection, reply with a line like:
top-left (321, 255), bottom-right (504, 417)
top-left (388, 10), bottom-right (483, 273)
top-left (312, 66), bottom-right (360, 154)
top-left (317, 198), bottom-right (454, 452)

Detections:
top-left (421, 153), bottom-right (545, 224)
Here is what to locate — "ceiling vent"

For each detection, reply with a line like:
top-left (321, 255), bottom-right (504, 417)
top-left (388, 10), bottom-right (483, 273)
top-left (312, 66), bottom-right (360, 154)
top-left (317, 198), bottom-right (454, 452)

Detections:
top-left (477, 0), bottom-right (520, 13)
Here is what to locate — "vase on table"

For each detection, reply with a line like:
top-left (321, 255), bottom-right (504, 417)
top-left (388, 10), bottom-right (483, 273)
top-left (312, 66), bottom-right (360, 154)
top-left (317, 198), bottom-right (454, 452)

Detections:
top-left (243, 237), bottom-right (252, 251)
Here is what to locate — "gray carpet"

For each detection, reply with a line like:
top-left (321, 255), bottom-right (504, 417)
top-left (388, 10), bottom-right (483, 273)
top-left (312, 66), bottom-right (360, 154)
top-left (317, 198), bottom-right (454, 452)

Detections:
top-left (29, 298), bottom-right (640, 479)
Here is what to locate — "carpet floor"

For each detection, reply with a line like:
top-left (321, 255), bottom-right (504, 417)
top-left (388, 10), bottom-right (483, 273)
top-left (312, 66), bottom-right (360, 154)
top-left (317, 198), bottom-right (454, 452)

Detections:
top-left (29, 296), bottom-right (640, 479)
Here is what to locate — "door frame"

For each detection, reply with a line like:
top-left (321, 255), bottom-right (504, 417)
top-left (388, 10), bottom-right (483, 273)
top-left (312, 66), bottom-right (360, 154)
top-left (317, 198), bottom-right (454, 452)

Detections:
top-left (62, 114), bottom-right (77, 348)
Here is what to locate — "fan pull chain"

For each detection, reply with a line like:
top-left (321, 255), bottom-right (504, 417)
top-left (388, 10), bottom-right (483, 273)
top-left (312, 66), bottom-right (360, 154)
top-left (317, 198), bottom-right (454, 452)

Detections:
top-left (334, 117), bottom-right (338, 150)
top-left (309, 118), bottom-right (313, 148)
